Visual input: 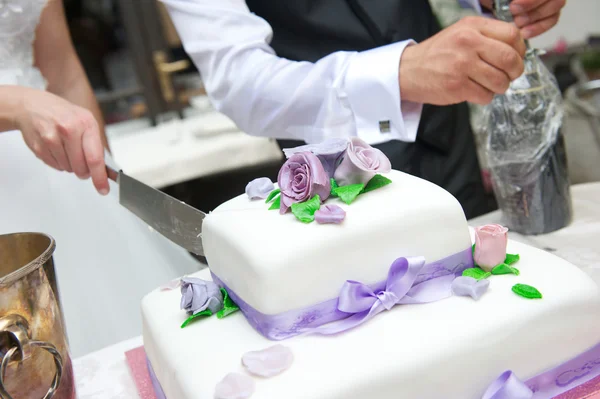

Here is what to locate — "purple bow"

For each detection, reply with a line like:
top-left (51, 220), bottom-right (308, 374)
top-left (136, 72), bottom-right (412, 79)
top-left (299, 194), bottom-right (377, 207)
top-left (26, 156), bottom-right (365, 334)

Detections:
top-left (482, 371), bottom-right (533, 399)
top-left (312, 256), bottom-right (457, 335)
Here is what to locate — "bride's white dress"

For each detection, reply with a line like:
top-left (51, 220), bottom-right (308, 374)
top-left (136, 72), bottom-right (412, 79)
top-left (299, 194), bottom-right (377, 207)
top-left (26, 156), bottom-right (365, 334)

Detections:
top-left (0, 0), bottom-right (202, 357)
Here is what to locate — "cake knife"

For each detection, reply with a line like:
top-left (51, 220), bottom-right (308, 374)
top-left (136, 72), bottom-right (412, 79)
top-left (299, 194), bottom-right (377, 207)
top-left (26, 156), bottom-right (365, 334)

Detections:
top-left (106, 166), bottom-right (206, 256)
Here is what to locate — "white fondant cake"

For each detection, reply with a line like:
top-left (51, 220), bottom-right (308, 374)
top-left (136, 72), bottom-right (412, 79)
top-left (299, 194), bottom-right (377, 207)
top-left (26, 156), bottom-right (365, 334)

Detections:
top-left (202, 170), bottom-right (471, 315)
top-left (142, 238), bottom-right (600, 399)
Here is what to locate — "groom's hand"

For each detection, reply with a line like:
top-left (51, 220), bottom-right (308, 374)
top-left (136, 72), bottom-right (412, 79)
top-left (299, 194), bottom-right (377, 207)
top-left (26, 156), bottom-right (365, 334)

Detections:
top-left (480, 0), bottom-right (566, 39)
top-left (509, 0), bottom-right (565, 39)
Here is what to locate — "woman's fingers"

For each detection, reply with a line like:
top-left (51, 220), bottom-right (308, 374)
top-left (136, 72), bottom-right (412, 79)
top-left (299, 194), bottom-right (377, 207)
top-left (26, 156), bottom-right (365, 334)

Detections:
top-left (82, 120), bottom-right (109, 195)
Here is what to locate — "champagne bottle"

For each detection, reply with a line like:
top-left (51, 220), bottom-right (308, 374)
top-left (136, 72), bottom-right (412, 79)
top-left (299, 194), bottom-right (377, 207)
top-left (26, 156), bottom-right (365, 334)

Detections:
top-left (483, 0), bottom-right (573, 234)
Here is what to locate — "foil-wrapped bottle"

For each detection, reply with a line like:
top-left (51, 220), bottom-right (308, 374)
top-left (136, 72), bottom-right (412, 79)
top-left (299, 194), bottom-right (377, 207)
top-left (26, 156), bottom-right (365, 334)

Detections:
top-left (483, 0), bottom-right (572, 235)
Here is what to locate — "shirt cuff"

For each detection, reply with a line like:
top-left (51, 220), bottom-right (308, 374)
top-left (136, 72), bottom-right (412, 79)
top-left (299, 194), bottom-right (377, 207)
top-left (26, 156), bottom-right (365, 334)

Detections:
top-left (344, 40), bottom-right (423, 145)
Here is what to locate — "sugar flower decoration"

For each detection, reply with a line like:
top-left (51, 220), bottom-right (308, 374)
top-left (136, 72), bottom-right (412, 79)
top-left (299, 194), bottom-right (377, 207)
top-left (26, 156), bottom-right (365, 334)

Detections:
top-left (315, 204), bottom-right (346, 224)
top-left (334, 137), bottom-right (391, 186)
top-left (474, 224), bottom-right (509, 272)
top-left (242, 345), bottom-right (294, 377)
top-left (283, 138), bottom-right (348, 178)
top-left (214, 373), bottom-right (255, 399)
top-left (180, 277), bottom-right (223, 315)
top-left (245, 177), bottom-right (275, 200)
top-left (278, 151), bottom-right (330, 214)
top-left (451, 276), bottom-right (490, 300)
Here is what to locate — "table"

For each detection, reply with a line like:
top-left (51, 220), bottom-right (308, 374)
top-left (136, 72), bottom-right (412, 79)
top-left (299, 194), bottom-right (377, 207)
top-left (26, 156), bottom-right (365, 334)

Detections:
top-left (73, 183), bottom-right (600, 398)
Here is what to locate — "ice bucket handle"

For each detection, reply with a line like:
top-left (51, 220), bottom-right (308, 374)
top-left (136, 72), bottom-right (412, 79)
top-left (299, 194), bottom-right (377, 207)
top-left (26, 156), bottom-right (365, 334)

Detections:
top-left (0, 314), bottom-right (63, 399)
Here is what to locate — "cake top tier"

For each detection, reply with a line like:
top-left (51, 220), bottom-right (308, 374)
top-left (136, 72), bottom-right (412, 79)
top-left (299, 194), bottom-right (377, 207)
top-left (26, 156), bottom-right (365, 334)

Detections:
top-left (202, 168), bottom-right (472, 316)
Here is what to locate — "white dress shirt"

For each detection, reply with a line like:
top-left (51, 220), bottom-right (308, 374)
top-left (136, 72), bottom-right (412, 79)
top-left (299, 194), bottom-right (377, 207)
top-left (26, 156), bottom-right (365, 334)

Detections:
top-left (163, 0), bottom-right (481, 145)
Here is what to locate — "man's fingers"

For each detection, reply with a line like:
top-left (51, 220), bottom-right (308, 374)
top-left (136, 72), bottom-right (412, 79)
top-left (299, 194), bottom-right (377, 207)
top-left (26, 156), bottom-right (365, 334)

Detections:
top-left (470, 59), bottom-right (511, 94)
top-left (464, 79), bottom-right (495, 105)
top-left (513, 0), bottom-right (564, 28)
top-left (477, 38), bottom-right (525, 81)
top-left (521, 13), bottom-right (561, 39)
top-left (510, 0), bottom-right (547, 13)
top-left (475, 18), bottom-right (526, 55)
top-left (82, 123), bottom-right (109, 195)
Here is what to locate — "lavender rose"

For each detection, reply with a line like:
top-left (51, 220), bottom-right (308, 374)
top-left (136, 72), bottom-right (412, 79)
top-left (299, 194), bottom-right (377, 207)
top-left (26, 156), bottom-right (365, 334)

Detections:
top-left (474, 224), bottom-right (509, 272)
top-left (180, 277), bottom-right (223, 315)
top-left (334, 137), bottom-right (391, 186)
top-left (283, 138), bottom-right (348, 178)
top-left (278, 151), bottom-right (331, 214)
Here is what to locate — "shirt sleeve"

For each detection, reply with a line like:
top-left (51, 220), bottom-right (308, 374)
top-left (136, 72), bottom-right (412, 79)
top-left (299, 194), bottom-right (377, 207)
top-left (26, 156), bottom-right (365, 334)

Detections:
top-left (162, 0), bottom-right (422, 145)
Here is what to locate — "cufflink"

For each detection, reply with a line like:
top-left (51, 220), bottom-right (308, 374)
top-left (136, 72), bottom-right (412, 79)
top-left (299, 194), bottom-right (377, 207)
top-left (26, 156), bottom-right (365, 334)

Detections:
top-left (379, 120), bottom-right (391, 133)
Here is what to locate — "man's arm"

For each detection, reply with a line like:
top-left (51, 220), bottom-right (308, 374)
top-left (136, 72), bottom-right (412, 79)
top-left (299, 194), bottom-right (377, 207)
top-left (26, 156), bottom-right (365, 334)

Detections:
top-left (163, 0), bottom-right (421, 146)
top-left (33, 0), bottom-right (108, 151)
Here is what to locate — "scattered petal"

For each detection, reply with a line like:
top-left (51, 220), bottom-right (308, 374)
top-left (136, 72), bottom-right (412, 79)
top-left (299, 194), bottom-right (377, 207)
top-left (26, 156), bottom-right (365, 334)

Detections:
top-left (214, 373), bottom-right (255, 399)
top-left (246, 177), bottom-right (275, 200)
top-left (452, 276), bottom-right (490, 300)
top-left (315, 204), bottom-right (346, 224)
top-left (159, 278), bottom-right (181, 291)
top-left (242, 345), bottom-right (294, 377)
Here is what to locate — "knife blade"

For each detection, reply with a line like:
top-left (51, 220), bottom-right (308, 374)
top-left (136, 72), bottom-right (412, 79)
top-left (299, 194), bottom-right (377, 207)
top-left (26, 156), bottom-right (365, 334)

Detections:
top-left (107, 166), bottom-right (206, 256)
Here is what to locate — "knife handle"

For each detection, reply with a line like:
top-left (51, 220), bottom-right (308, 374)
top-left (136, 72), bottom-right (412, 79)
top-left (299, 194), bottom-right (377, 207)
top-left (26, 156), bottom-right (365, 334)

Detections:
top-left (106, 166), bottom-right (119, 183)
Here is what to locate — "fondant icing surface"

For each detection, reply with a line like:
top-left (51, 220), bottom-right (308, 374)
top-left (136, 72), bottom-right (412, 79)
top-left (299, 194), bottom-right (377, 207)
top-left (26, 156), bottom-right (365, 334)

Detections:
top-left (201, 170), bottom-right (471, 315)
top-left (142, 240), bottom-right (600, 399)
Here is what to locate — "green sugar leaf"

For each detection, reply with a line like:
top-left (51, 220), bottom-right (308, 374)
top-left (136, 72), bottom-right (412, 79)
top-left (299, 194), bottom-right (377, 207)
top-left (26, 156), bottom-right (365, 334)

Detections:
top-left (217, 288), bottom-right (239, 319)
top-left (462, 267), bottom-right (491, 281)
top-left (180, 309), bottom-right (212, 329)
top-left (268, 195), bottom-right (281, 211)
top-left (504, 253), bottom-right (520, 265)
top-left (265, 188), bottom-right (281, 203)
top-left (362, 174), bottom-right (392, 194)
top-left (330, 178), bottom-right (339, 197)
top-left (491, 263), bottom-right (520, 276)
top-left (291, 195), bottom-right (321, 223)
top-left (334, 184), bottom-right (365, 205)
top-left (512, 284), bottom-right (542, 299)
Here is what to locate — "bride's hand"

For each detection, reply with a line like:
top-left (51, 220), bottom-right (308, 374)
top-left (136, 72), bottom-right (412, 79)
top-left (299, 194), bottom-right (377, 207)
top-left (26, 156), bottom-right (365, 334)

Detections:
top-left (15, 88), bottom-right (109, 195)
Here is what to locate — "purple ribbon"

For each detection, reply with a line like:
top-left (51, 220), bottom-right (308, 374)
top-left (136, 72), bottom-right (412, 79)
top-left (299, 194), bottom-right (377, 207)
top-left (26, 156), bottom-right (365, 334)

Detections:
top-left (212, 247), bottom-right (473, 340)
top-left (483, 342), bottom-right (600, 398)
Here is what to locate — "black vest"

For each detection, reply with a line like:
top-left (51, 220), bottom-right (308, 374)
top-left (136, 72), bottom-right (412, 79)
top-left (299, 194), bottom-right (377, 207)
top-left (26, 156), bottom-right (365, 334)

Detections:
top-left (245, 0), bottom-right (495, 218)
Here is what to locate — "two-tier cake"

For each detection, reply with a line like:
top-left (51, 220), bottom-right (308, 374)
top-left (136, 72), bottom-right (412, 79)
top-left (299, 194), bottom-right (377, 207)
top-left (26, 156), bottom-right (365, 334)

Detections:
top-left (141, 138), bottom-right (600, 399)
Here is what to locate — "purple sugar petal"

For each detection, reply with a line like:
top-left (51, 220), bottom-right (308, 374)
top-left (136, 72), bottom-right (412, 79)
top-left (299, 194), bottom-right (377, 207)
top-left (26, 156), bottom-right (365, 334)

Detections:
top-left (282, 138), bottom-right (348, 178)
top-left (159, 278), bottom-right (181, 291)
top-left (214, 373), bottom-right (255, 399)
top-left (242, 345), bottom-right (294, 378)
top-left (245, 177), bottom-right (275, 200)
top-left (451, 276), bottom-right (490, 300)
top-left (315, 204), bottom-right (346, 224)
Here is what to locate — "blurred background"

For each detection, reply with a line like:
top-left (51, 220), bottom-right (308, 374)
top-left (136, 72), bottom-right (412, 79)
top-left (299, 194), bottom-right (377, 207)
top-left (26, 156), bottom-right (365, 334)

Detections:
top-left (65, 0), bottom-right (600, 217)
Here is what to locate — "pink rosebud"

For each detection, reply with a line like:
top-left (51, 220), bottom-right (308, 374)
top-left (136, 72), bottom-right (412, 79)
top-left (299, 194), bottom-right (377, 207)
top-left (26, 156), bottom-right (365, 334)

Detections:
top-left (474, 224), bottom-right (509, 271)
top-left (333, 137), bottom-right (391, 186)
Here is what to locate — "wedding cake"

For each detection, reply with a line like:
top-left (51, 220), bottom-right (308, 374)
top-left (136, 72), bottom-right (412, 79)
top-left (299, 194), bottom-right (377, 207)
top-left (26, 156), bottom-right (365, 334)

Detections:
top-left (142, 138), bottom-right (600, 399)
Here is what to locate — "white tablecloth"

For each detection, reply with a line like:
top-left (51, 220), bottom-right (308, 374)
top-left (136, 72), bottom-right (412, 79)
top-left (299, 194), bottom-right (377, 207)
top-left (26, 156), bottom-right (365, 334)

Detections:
top-left (73, 183), bottom-right (600, 398)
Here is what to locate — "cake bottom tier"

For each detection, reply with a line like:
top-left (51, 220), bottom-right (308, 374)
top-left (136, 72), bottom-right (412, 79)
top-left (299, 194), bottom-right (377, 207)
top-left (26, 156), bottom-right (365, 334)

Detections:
top-left (142, 240), bottom-right (600, 399)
